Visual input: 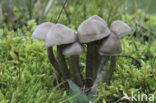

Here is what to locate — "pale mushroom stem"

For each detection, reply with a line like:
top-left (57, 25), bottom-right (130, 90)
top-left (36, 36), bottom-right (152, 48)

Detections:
top-left (86, 42), bottom-right (100, 88)
top-left (70, 55), bottom-right (83, 87)
top-left (106, 56), bottom-right (117, 85)
top-left (89, 56), bottom-right (109, 95)
top-left (47, 47), bottom-right (62, 77)
top-left (57, 45), bottom-right (71, 80)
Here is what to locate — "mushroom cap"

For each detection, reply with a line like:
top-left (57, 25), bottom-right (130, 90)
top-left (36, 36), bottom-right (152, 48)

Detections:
top-left (45, 24), bottom-right (76, 47)
top-left (63, 42), bottom-right (84, 56)
top-left (110, 20), bottom-right (132, 38)
top-left (31, 22), bottom-right (54, 41)
top-left (99, 32), bottom-right (122, 56)
top-left (78, 15), bottom-right (110, 43)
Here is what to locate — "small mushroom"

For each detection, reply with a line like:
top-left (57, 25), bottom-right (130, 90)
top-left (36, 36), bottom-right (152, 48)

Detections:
top-left (106, 20), bottom-right (132, 85)
top-left (45, 24), bottom-right (78, 80)
top-left (99, 32), bottom-right (122, 55)
top-left (110, 20), bottom-right (132, 38)
top-left (63, 39), bottom-right (84, 87)
top-left (90, 32), bottom-right (122, 94)
top-left (45, 24), bottom-right (76, 47)
top-left (31, 22), bottom-right (54, 41)
top-left (78, 15), bottom-right (110, 87)
top-left (63, 42), bottom-right (84, 56)
top-left (31, 22), bottom-right (62, 79)
top-left (63, 42), bottom-right (84, 87)
top-left (45, 24), bottom-right (85, 86)
top-left (90, 20), bottom-right (132, 94)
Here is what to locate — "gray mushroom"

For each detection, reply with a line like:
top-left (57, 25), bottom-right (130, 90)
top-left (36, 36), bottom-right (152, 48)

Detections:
top-left (90, 20), bottom-right (132, 94)
top-left (78, 15), bottom-right (110, 87)
top-left (45, 24), bottom-right (78, 81)
top-left (45, 24), bottom-right (84, 86)
top-left (78, 15), bottom-right (110, 43)
top-left (90, 32), bottom-right (122, 94)
top-left (31, 22), bottom-right (63, 79)
top-left (105, 20), bottom-right (132, 85)
top-left (45, 24), bottom-right (76, 47)
top-left (63, 42), bottom-right (84, 56)
top-left (99, 32), bottom-right (122, 55)
top-left (31, 22), bottom-right (54, 41)
top-left (62, 42), bottom-right (84, 87)
top-left (110, 20), bottom-right (132, 38)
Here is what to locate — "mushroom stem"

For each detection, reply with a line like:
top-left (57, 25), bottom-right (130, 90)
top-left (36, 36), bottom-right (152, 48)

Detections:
top-left (57, 45), bottom-right (71, 80)
top-left (70, 55), bottom-right (83, 87)
top-left (85, 42), bottom-right (100, 88)
top-left (47, 47), bottom-right (62, 77)
top-left (92, 43), bottom-right (101, 78)
top-left (106, 56), bottom-right (117, 85)
top-left (89, 56), bottom-right (109, 95)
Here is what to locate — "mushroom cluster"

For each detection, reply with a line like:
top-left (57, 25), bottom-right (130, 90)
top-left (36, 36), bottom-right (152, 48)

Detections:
top-left (31, 15), bottom-right (132, 94)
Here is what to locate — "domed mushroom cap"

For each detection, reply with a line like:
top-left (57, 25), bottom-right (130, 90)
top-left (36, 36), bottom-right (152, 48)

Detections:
top-left (63, 42), bottom-right (84, 56)
top-left (31, 22), bottom-right (54, 41)
top-left (99, 32), bottom-right (122, 56)
top-left (110, 20), bottom-right (132, 37)
top-left (78, 15), bottom-right (110, 43)
top-left (45, 24), bottom-right (76, 47)
top-left (91, 15), bottom-right (107, 25)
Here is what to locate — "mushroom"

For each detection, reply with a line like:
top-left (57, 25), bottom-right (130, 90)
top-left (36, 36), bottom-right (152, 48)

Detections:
top-left (63, 42), bottom-right (84, 56)
top-left (45, 24), bottom-right (85, 85)
top-left (31, 22), bottom-right (62, 78)
top-left (110, 20), bottom-right (132, 38)
top-left (106, 20), bottom-right (132, 85)
top-left (45, 24), bottom-right (76, 47)
top-left (31, 22), bottom-right (54, 40)
top-left (45, 23), bottom-right (77, 81)
top-left (90, 32), bottom-right (122, 94)
top-left (63, 42), bottom-right (84, 87)
top-left (78, 15), bottom-right (110, 88)
top-left (90, 20), bottom-right (132, 94)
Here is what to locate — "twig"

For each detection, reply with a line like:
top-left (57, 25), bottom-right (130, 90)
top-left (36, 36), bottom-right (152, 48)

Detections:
top-left (83, 3), bottom-right (86, 20)
top-left (120, 55), bottom-right (141, 68)
top-left (54, 0), bottom-right (68, 23)
top-left (7, 0), bottom-right (13, 24)
top-left (34, 0), bottom-right (40, 20)
top-left (62, 2), bottom-right (71, 24)
top-left (52, 80), bottom-right (68, 90)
